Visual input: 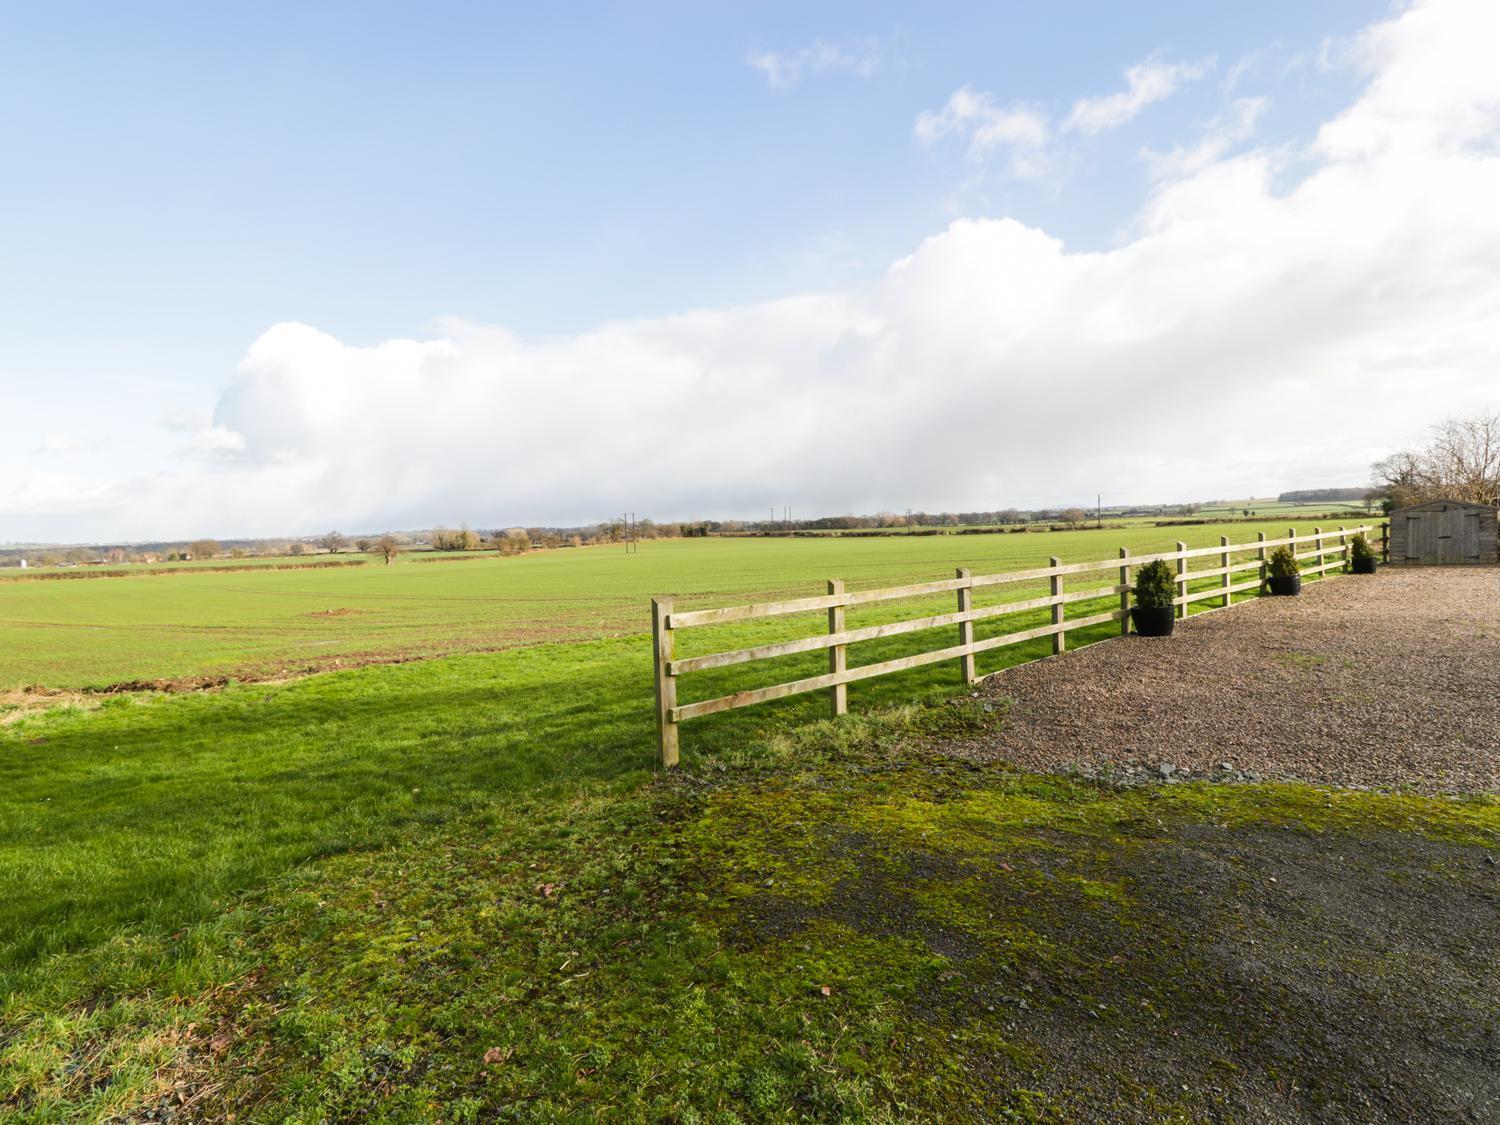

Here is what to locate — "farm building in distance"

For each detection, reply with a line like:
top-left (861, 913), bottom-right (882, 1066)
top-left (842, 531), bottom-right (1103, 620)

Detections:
top-left (1388, 499), bottom-right (1500, 564)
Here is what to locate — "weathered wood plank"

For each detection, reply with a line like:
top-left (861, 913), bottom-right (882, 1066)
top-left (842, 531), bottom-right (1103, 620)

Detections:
top-left (1175, 541), bottom-right (1188, 621)
top-left (1050, 557), bottom-right (1065, 656)
top-left (652, 597), bottom-right (679, 768)
top-left (1178, 577), bottom-right (1263, 605)
top-left (671, 610), bottom-right (1123, 722)
top-left (827, 579), bottom-right (847, 717)
top-left (668, 586), bottom-right (1126, 674)
top-left (1220, 535), bottom-right (1232, 608)
top-left (956, 568), bottom-right (975, 686)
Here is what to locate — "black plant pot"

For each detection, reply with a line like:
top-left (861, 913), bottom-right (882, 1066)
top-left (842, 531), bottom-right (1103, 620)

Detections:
top-left (1351, 557), bottom-right (1376, 575)
top-left (1268, 575), bottom-right (1302, 596)
top-left (1131, 605), bottom-right (1176, 637)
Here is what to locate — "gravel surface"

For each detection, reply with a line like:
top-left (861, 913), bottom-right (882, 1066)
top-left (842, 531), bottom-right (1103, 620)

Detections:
top-left (959, 566), bottom-right (1500, 794)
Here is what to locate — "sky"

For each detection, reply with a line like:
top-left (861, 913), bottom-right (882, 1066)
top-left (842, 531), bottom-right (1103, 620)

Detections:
top-left (3, 0), bottom-right (1499, 543)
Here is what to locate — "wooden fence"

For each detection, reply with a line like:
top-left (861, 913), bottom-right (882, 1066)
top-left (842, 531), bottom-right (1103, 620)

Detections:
top-left (651, 523), bottom-right (1386, 766)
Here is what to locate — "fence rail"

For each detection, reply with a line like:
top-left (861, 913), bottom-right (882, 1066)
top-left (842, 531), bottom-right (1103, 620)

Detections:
top-left (651, 523), bottom-right (1386, 766)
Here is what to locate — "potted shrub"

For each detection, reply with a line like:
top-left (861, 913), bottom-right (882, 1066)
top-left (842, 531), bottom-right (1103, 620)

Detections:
top-left (1130, 558), bottom-right (1177, 636)
top-left (1349, 532), bottom-right (1377, 574)
top-left (1267, 546), bottom-right (1302, 595)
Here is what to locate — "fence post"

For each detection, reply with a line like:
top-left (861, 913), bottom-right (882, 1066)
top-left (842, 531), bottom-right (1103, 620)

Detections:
top-left (1288, 527), bottom-right (1297, 577)
top-left (1049, 556), bottom-right (1065, 654)
top-left (651, 597), bottom-right (679, 768)
top-left (1119, 548), bottom-right (1131, 635)
top-left (1338, 525), bottom-right (1348, 572)
top-left (1175, 541), bottom-right (1188, 619)
top-left (956, 568), bottom-right (976, 684)
top-left (827, 579), bottom-right (848, 716)
top-left (1314, 526), bottom-right (1324, 577)
top-left (1220, 535), bottom-right (1231, 608)
top-left (1257, 531), bottom-right (1268, 593)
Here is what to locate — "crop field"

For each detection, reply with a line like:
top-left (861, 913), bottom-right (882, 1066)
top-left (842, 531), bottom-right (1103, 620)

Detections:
top-left (12, 518), bottom-right (1482, 1123)
top-left (1, 518), bottom-right (1376, 691)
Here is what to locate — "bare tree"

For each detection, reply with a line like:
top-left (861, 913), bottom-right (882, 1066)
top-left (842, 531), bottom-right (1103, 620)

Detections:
top-left (376, 534), bottom-right (401, 565)
top-left (188, 539), bottom-right (220, 560)
top-left (320, 531), bottom-right (348, 554)
top-left (1061, 507), bottom-right (1088, 527)
top-left (1371, 412), bottom-right (1500, 508)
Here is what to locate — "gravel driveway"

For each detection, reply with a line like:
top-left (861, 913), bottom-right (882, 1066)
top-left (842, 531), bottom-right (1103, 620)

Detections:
top-left (962, 566), bottom-right (1500, 794)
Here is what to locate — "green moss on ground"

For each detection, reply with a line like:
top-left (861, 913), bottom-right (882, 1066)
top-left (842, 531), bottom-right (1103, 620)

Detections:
top-left (5, 700), bottom-right (1498, 1121)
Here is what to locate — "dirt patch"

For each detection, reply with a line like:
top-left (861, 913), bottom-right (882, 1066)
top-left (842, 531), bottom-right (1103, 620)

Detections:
top-left (305, 607), bottom-right (369, 617)
top-left (956, 567), bottom-right (1500, 794)
top-left (0, 687), bottom-right (102, 723)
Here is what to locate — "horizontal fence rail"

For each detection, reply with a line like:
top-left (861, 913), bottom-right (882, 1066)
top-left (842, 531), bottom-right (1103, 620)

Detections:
top-left (651, 524), bottom-right (1385, 765)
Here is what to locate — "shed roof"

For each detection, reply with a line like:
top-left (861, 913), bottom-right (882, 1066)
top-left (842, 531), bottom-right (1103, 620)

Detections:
top-left (1390, 498), bottom-right (1499, 514)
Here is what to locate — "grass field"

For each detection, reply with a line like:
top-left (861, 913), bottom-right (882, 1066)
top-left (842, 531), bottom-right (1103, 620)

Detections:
top-left (0, 518), bottom-right (1380, 691)
top-left (6, 520), bottom-right (1444, 1121)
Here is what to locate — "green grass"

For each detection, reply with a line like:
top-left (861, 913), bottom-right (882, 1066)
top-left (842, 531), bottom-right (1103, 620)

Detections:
top-left (0, 519), bottom-right (1378, 690)
top-left (5, 698), bottom-right (1494, 1120)
top-left (0, 524), bottom-right (1401, 1118)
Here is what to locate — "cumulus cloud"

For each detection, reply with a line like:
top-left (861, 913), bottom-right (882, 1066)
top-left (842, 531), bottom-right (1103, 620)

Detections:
top-left (9, 0), bottom-right (1500, 541)
top-left (1063, 53), bottom-right (1213, 134)
top-left (747, 37), bottom-right (886, 90)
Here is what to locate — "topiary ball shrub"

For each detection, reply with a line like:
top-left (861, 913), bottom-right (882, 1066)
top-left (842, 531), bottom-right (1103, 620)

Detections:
top-left (1267, 546), bottom-right (1302, 595)
top-left (1130, 558), bottom-right (1177, 636)
top-left (1349, 533), bottom-right (1377, 574)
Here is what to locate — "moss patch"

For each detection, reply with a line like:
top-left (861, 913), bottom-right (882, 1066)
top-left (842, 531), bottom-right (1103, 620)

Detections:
top-left (8, 700), bottom-right (1499, 1121)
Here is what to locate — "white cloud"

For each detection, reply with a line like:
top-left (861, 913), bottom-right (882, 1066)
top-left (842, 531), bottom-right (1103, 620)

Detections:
top-left (1315, 0), bottom-right (1500, 159)
top-left (1142, 97), bottom-right (1268, 180)
top-left (1064, 53), bottom-right (1214, 135)
top-left (748, 37), bottom-right (885, 90)
top-left (9, 0), bottom-right (1500, 540)
top-left (914, 87), bottom-right (1051, 177)
top-left (162, 406), bottom-right (213, 433)
top-left (33, 432), bottom-right (85, 456)
top-left (919, 51), bottom-right (1211, 177)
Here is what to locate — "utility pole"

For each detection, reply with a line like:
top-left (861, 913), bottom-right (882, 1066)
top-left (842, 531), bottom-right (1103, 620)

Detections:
top-left (1097, 493), bottom-right (1102, 529)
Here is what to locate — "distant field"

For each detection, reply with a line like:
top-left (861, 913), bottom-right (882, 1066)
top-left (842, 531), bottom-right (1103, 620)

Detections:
top-left (0, 518), bottom-right (1381, 690)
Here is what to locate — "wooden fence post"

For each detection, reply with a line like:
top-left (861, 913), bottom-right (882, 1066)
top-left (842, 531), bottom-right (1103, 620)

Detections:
top-left (956, 568), bottom-right (976, 684)
top-left (1338, 525), bottom-right (1348, 572)
top-left (651, 597), bottom-right (679, 768)
top-left (827, 579), bottom-right (848, 716)
top-left (1257, 531), bottom-right (1268, 593)
top-left (1314, 526), bottom-right (1324, 576)
top-left (1049, 557), bottom-right (1065, 654)
top-left (1288, 527), bottom-right (1297, 576)
top-left (1175, 541), bottom-right (1188, 620)
top-left (1220, 535), bottom-right (1231, 608)
top-left (1119, 548), bottom-right (1131, 635)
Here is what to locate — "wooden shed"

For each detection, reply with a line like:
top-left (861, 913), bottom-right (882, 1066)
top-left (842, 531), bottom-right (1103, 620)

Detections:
top-left (1388, 499), bottom-right (1500, 564)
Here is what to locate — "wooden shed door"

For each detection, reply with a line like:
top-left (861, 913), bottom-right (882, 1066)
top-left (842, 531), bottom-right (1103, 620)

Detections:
top-left (1407, 509), bottom-right (1483, 563)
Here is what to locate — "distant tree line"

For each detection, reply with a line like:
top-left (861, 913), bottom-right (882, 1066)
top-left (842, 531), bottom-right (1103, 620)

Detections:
top-left (1276, 488), bottom-right (1369, 503)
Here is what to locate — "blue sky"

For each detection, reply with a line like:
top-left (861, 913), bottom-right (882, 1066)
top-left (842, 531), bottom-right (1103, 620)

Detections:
top-left (6, 0), bottom-right (1499, 541)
